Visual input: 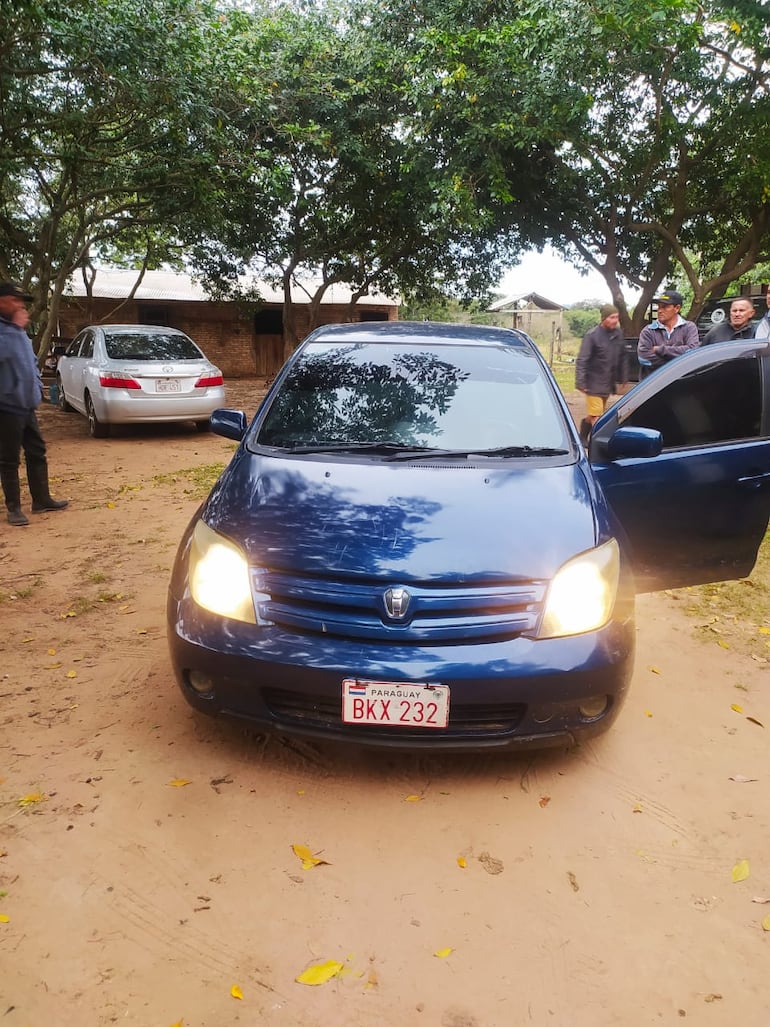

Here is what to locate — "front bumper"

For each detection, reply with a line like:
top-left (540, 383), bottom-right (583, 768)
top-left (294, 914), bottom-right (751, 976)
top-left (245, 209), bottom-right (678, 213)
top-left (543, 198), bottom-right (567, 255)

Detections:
top-left (167, 592), bottom-right (635, 751)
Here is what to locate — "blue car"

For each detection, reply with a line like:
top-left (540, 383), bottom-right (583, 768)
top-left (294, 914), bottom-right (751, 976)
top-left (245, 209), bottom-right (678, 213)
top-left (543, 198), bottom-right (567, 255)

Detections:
top-left (167, 323), bottom-right (770, 750)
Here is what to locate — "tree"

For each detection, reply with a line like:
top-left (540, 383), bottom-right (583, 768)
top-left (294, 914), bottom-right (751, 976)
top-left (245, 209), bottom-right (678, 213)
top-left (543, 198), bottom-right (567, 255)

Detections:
top-left (0, 0), bottom-right (237, 361)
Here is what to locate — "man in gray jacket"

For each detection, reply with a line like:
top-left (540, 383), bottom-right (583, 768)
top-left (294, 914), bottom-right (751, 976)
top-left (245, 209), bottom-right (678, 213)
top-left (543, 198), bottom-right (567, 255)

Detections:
top-left (0, 281), bottom-right (68, 526)
top-left (575, 304), bottom-right (626, 443)
top-left (637, 289), bottom-right (700, 377)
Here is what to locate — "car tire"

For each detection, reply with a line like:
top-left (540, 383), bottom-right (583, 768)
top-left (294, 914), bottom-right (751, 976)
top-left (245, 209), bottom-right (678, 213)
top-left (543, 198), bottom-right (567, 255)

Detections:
top-left (85, 393), bottom-right (109, 438)
top-left (195, 419), bottom-right (212, 433)
top-left (57, 376), bottom-right (73, 412)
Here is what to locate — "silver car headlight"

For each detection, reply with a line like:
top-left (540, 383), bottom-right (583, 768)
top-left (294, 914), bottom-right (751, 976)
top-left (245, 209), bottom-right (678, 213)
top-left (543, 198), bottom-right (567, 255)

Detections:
top-left (539, 539), bottom-right (620, 638)
top-left (188, 519), bottom-right (256, 624)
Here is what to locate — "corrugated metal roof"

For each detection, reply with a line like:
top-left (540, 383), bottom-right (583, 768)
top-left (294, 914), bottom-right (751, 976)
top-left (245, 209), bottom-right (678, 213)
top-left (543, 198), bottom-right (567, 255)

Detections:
top-left (488, 291), bottom-right (563, 312)
top-left (65, 268), bottom-right (399, 307)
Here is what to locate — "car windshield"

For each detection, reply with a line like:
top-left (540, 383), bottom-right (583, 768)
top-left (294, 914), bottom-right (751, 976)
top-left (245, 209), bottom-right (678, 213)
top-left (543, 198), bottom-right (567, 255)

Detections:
top-left (254, 340), bottom-right (570, 454)
top-left (104, 331), bottom-right (203, 361)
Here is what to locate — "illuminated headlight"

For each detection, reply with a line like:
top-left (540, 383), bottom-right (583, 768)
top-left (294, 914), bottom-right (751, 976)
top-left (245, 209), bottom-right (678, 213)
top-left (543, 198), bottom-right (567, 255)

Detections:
top-left (539, 539), bottom-right (620, 638)
top-left (188, 519), bottom-right (256, 623)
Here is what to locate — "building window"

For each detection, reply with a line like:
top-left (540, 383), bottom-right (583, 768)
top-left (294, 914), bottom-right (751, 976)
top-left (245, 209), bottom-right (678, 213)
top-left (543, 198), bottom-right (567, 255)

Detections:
top-left (255, 308), bottom-right (283, 334)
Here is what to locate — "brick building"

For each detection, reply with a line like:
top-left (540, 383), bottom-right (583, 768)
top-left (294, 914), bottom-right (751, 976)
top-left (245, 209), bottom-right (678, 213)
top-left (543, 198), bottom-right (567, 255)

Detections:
top-left (59, 269), bottom-right (399, 378)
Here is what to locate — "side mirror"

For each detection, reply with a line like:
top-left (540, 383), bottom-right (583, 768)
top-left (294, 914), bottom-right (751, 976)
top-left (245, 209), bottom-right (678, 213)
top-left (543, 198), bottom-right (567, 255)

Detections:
top-left (210, 408), bottom-right (248, 442)
top-left (606, 426), bottom-right (663, 460)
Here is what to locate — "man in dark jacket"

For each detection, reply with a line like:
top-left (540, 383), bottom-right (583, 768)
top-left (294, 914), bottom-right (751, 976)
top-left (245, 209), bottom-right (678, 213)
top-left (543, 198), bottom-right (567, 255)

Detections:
top-left (575, 304), bottom-right (626, 443)
top-left (0, 281), bottom-right (68, 526)
top-left (701, 297), bottom-right (756, 345)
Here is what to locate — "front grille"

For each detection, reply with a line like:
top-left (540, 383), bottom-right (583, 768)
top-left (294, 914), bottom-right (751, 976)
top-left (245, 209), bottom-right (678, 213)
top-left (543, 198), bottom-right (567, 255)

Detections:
top-left (262, 687), bottom-right (526, 738)
top-left (253, 570), bottom-right (545, 644)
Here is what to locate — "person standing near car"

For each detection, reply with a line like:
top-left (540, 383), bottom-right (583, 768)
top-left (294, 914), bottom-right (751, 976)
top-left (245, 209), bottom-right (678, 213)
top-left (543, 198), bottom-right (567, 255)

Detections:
top-left (0, 281), bottom-right (68, 526)
top-left (637, 290), bottom-right (700, 379)
top-left (754, 289), bottom-right (770, 341)
top-left (575, 304), bottom-right (626, 444)
top-left (701, 297), bottom-right (757, 345)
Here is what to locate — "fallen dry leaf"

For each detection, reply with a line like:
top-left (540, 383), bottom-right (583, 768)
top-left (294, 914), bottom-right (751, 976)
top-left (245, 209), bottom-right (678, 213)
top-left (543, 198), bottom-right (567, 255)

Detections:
top-left (434, 947), bottom-right (453, 958)
top-left (729, 774), bottom-right (758, 783)
top-left (168, 778), bottom-right (191, 788)
top-left (647, 665), bottom-right (661, 675)
top-left (731, 703), bottom-right (744, 713)
top-left (644, 710), bottom-right (653, 718)
top-left (295, 959), bottom-right (344, 986)
top-left (539, 795), bottom-right (551, 808)
top-left (478, 851), bottom-right (504, 875)
top-left (567, 871), bottom-right (579, 892)
top-left (762, 915), bottom-right (770, 933)
top-left (230, 984), bottom-right (243, 1000)
top-left (18, 792), bottom-right (46, 807)
top-left (291, 843), bottom-right (330, 870)
top-left (731, 859), bottom-right (750, 883)
top-left (404, 794), bottom-right (422, 802)
top-left (717, 639), bottom-right (730, 650)
top-left (746, 716), bottom-right (764, 728)
top-left (66, 670), bottom-right (76, 679)
top-left (752, 896), bottom-right (770, 904)
top-left (704, 994), bottom-right (723, 1003)
top-left (456, 856), bottom-right (467, 869)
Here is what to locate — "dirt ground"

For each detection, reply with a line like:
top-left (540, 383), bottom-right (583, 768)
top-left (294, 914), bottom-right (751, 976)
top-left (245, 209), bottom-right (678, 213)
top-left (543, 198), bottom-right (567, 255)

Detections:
top-left (1, 382), bottom-right (769, 1027)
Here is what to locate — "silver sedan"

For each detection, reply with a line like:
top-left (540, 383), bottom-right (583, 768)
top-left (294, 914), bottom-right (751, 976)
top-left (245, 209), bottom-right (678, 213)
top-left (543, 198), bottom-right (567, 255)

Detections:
top-left (57, 324), bottom-right (225, 437)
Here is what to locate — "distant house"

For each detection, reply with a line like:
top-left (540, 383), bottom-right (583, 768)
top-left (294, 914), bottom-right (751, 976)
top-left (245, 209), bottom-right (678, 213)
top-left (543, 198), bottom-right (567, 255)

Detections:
top-left (58, 268), bottom-right (399, 378)
top-left (488, 292), bottom-right (564, 351)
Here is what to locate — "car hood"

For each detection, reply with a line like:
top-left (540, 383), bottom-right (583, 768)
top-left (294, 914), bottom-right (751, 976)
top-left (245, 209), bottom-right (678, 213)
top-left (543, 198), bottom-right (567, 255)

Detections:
top-left (204, 454), bottom-right (599, 583)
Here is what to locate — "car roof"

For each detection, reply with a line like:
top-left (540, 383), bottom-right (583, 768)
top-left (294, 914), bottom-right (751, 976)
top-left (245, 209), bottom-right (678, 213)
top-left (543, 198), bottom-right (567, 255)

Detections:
top-left (305, 320), bottom-right (534, 350)
top-left (86, 324), bottom-right (189, 335)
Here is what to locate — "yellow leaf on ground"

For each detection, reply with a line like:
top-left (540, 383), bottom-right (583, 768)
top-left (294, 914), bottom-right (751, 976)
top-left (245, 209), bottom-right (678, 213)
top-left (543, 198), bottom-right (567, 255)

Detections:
top-left (759, 627), bottom-right (770, 635)
top-left (717, 640), bottom-right (730, 650)
top-left (731, 703), bottom-right (744, 713)
top-left (66, 670), bottom-right (76, 679)
top-left (106, 501), bottom-right (115, 509)
top-left (168, 778), bottom-right (191, 788)
top-left (47, 647), bottom-right (56, 655)
top-left (644, 710), bottom-right (653, 718)
top-left (18, 792), bottom-right (46, 807)
top-left (404, 794), bottom-right (422, 802)
top-left (21, 637), bottom-right (34, 643)
top-left (295, 959), bottom-right (344, 986)
top-left (761, 915), bottom-right (770, 932)
top-left (456, 856), bottom-right (467, 868)
top-left (632, 803), bottom-right (643, 813)
top-left (291, 843), bottom-right (330, 870)
top-left (648, 665), bottom-right (661, 675)
top-left (0, 914), bottom-right (9, 923)
top-left (732, 859), bottom-right (750, 883)
top-left (230, 984), bottom-right (243, 1000)
top-left (434, 947), bottom-right (453, 958)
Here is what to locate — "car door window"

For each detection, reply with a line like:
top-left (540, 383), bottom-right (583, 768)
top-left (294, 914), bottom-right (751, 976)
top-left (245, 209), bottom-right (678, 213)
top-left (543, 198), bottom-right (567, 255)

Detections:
top-left (79, 332), bottom-right (94, 359)
top-left (622, 356), bottom-right (763, 447)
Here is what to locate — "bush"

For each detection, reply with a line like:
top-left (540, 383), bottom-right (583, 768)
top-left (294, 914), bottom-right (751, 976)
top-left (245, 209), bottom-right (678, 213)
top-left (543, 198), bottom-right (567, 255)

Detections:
top-left (566, 308), bottom-right (599, 338)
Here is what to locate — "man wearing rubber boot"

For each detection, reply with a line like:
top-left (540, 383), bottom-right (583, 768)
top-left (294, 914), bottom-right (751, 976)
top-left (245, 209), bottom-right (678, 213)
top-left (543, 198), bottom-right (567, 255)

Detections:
top-left (0, 281), bottom-right (68, 526)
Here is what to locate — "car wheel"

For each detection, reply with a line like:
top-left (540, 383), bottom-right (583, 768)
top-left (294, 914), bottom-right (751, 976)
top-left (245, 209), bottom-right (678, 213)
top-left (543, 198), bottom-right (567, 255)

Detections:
top-left (195, 419), bottom-right (211, 433)
top-left (57, 376), bottom-right (73, 412)
top-left (85, 393), bottom-right (109, 438)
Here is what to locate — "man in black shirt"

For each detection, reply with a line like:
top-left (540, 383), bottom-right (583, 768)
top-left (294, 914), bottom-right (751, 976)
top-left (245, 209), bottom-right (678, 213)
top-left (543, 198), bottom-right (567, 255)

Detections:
top-left (702, 297), bottom-right (757, 345)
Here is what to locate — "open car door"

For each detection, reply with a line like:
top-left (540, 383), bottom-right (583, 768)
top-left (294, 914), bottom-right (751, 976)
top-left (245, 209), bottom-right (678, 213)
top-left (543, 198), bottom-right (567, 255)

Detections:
top-left (589, 340), bottom-right (770, 593)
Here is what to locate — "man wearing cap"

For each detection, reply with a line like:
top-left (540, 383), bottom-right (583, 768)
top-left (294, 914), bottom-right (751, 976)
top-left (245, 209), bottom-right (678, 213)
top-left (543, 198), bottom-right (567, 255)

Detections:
top-left (701, 297), bottom-right (757, 345)
top-left (637, 290), bottom-right (700, 378)
top-left (0, 281), bottom-right (68, 526)
top-left (575, 304), bottom-right (627, 443)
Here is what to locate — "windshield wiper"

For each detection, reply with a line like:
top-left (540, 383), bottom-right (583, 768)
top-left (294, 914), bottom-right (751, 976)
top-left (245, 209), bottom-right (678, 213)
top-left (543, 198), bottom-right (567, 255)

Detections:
top-left (386, 445), bottom-right (570, 461)
top-left (277, 441), bottom-right (436, 455)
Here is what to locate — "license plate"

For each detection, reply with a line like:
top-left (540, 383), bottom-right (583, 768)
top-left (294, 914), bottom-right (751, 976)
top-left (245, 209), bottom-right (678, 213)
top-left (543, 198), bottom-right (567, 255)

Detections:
top-left (342, 679), bottom-right (449, 728)
top-left (156, 378), bottom-right (181, 393)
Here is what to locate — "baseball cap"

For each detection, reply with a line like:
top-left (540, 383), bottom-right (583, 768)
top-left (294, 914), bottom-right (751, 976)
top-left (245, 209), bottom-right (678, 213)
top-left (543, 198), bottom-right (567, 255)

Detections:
top-left (652, 290), bottom-right (683, 306)
top-left (0, 281), bottom-right (33, 301)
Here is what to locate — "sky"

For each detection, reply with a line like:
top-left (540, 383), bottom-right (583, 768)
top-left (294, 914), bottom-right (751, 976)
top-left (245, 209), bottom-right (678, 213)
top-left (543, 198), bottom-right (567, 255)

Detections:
top-left (496, 246), bottom-right (616, 307)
